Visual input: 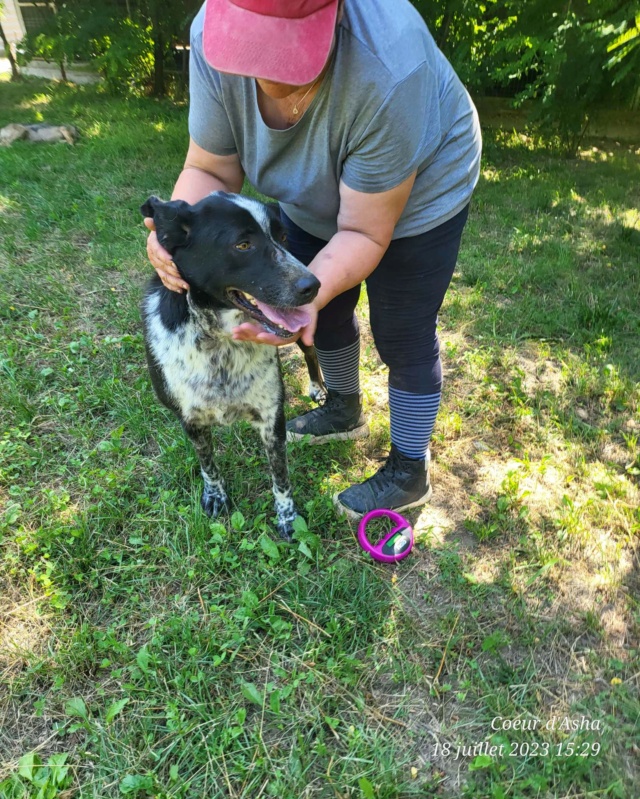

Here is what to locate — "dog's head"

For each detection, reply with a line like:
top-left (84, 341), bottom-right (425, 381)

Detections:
top-left (141, 192), bottom-right (320, 338)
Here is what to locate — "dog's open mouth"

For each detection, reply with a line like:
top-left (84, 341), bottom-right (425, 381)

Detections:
top-left (227, 289), bottom-right (310, 339)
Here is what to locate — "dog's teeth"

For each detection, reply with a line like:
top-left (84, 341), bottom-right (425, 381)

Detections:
top-left (240, 291), bottom-right (258, 308)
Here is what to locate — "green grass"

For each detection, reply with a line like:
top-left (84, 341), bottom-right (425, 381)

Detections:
top-left (0, 77), bottom-right (638, 799)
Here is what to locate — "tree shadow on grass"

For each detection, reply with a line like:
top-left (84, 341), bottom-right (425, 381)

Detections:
top-left (457, 131), bottom-right (640, 381)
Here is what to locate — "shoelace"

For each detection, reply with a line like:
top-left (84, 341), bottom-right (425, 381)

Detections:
top-left (364, 450), bottom-right (404, 492)
top-left (311, 394), bottom-right (348, 417)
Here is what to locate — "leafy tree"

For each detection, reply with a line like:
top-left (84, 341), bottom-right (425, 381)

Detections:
top-left (17, 0), bottom-right (80, 80)
top-left (411, 0), bottom-right (519, 92)
top-left (603, 1), bottom-right (640, 107)
top-left (413, 0), bottom-right (639, 154)
top-left (0, 0), bottom-right (21, 80)
top-left (17, 0), bottom-right (199, 96)
top-left (12, 0), bottom-right (640, 135)
top-left (487, 0), bottom-right (640, 153)
top-left (1, 19), bottom-right (21, 80)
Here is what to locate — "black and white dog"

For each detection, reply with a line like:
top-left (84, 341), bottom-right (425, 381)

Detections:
top-left (140, 192), bottom-right (325, 540)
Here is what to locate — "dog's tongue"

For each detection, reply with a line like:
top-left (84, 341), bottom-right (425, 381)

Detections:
top-left (254, 300), bottom-right (310, 334)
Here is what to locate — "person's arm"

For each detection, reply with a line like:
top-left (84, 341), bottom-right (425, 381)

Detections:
top-left (232, 171), bottom-right (416, 346)
top-left (310, 171), bottom-right (416, 310)
top-left (145, 138), bottom-right (245, 292)
top-left (171, 137), bottom-right (245, 202)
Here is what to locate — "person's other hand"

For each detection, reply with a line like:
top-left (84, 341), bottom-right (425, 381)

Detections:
top-left (144, 217), bottom-right (189, 293)
top-left (231, 302), bottom-right (319, 347)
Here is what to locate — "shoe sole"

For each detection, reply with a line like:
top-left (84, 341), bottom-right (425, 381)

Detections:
top-left (332, 484), bottom-right (433, 522)
top-left (286, 423), bottom-right (370, 445)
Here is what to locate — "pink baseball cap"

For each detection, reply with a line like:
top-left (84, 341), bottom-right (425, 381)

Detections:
top-left (203, 0), bottom-right (340, 85)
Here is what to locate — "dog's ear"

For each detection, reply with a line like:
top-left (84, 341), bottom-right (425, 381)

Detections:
top-left (264, 202), bottom-right (281, 225)
top-left (140, 195), bottom-right (163, 220)
top-left (141, 196), bottom-right (193, 254)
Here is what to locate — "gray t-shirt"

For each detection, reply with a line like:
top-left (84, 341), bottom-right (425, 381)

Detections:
top-left (189, 0), bottom-right (481, 241)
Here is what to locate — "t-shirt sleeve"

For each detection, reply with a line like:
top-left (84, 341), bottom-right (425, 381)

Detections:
top-left (341, 65), bottom-right (442, 194)
top-left (188, 26), bottom-right (237, 156)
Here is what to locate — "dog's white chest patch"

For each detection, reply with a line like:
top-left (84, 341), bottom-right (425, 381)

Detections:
top-left (144, 292), bottom-right (280, 427)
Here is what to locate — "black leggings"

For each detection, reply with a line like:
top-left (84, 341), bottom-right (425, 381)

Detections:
top-left (281, 204), bottom-right (469, 394)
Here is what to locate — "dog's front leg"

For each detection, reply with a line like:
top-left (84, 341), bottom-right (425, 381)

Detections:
top-left (297, 341), bottom-right (327, 403)
top-left (182, 422), bottom-right (229, 517)
top-left (257, 408), bottom-right (297, 541)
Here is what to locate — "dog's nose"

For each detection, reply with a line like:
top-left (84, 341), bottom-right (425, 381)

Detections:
top-left (295, 274), bottom-right (320, 302)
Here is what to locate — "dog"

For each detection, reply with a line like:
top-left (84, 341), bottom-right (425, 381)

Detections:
top-left (140, 192), bottom-right (326, 540)
top-left (0, 123), bottom-right (78, 146)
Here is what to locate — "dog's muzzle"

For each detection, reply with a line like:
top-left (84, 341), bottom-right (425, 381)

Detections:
top-left (226, 289), bottom-right (317, 338)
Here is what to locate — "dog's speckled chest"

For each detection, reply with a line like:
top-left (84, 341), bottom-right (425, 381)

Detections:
top-left (143, 291), bottom-right (281, 427)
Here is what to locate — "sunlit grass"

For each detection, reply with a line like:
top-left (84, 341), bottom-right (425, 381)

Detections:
top-left (19, 91), bottom-right (51, 110)
top-left (0, 194), bottom-right (18, 215)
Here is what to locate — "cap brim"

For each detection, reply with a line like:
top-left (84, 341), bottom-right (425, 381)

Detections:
top-left (203, 0), bottom-right (338, 85)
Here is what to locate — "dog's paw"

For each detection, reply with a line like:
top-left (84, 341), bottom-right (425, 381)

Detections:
top-left (276, 518), bottom-right (295, 542)
top-left (274, 497), bottom-right (296, 542)
top-left (308, 380), bottom-right (327, 404)
top-left (201, 487), bottom-right (229, 518)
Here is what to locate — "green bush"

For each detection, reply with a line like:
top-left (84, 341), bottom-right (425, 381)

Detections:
top-left (16, 0), bottom-right (198, 97)
top-left (88, 18), bottom-right (154, 94)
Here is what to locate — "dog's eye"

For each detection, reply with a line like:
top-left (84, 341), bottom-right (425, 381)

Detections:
top-left (235, 241), bottom-right (251, 251)
top-left (280, 233), bottom-right (287, 244)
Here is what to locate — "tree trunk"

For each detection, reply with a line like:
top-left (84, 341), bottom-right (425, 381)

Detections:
top-left (0, 22), bottom-right (21, 81)
top-left (150, 0), bottom-right (165, 97)
top-left (438, 7), bottom-right (454, 51)
top-left (153, 31), bottom-right (164, 96)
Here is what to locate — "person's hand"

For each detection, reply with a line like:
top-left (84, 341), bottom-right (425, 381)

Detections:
top-left (144, 217), bottom-right (189, 293)
top-left (232, 301), bottom-right (319, 347)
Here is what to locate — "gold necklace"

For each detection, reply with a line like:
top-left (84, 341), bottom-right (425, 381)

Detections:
top-left (291, 76), bottom-right (320, 115)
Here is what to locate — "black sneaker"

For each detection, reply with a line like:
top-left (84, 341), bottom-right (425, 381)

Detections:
top-left (334, 445), bottom-right (432, 520)
top-left (286, 390), bottom-right (369, 444)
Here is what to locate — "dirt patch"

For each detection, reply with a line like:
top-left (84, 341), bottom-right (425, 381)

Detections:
top-left (0, 580), bottom-right (61, 776)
